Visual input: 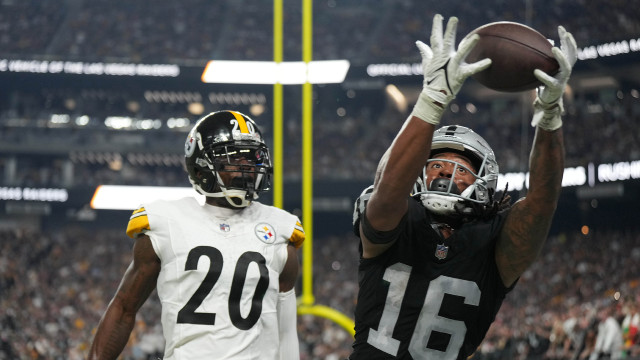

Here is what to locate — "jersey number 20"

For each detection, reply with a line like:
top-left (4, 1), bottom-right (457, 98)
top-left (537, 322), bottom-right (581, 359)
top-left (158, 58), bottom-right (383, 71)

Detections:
top-left (177, 246), bottom-right (269, 330)
top-left (367, 263), bottom-right (481, 360)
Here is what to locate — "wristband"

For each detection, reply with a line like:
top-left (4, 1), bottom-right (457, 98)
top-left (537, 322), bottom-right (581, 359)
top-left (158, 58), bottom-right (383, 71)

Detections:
top-left (531, 97), bottom-right (563, 131)
top-left (410, 92), bottom-right (446, 126)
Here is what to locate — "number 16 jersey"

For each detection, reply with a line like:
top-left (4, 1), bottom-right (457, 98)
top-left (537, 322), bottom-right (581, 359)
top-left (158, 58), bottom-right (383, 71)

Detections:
top-left (126, 197), bottom-right (305, 360)
top-left (351, 196), bottom-right (514, 360)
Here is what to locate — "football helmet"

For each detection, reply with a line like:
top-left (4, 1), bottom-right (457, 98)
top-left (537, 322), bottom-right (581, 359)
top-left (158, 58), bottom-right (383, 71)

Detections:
top-left (412, 125), bottom-right (499, 216)
top-left (185, 111), bottom-right (272, 208)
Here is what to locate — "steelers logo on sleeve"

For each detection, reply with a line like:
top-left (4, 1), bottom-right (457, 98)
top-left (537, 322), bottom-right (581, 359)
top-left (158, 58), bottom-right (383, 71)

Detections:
top-left (255, 223), bottom-right (277, 244)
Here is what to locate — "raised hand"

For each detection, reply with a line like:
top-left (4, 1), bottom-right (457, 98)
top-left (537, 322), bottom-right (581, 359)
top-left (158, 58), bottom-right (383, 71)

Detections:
top-left (531, 25), bottom-right (577, 130)
top-left (411, 15), bottom-right (491, 125)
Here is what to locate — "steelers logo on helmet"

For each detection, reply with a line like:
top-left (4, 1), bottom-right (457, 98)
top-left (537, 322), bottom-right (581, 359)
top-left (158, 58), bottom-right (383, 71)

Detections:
top-left (412, 125), bottom-right (499, 217)
top-left (184, 110), bottom-right (272, 208)
top-left (184, 130), bottom-right (197, 157)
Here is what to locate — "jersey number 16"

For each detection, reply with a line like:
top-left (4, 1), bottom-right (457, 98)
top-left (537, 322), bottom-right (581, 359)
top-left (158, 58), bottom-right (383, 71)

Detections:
top-left (368, 263), bottom-right (481, 360)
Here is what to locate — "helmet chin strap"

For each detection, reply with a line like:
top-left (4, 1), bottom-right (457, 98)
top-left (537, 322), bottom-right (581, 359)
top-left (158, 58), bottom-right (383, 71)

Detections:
top-left (212, 172), bottom-right (255, 208)
top-left (189, 173), bottom-right (255, 208)
top-left (207, 189), bottom-right (251, 208)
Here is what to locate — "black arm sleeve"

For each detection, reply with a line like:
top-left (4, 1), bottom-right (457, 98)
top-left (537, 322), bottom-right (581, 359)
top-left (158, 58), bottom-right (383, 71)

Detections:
top-left (359, 208), bottom-right (408, 244)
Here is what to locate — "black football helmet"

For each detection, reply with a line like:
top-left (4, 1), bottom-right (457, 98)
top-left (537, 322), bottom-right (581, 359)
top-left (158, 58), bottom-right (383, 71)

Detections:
top-left (185, 111), bottom-right (272, 207)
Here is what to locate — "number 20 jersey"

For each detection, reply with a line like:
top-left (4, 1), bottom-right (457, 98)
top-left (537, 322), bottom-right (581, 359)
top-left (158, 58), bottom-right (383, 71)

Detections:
top-left (126, 197), bottom-right (305, 360)
top-left (351, 196), bottom-right (514, 360)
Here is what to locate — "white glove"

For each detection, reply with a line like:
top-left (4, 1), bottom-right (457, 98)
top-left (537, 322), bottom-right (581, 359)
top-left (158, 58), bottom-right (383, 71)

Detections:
top-left (531, 25), bottom-right (578, 131)
top-left (410, 15), bottom-right (492, 125)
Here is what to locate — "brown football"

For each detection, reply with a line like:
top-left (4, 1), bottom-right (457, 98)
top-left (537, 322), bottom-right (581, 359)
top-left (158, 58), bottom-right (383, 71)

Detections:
top-left (464, 22), bottom-right (559, 92)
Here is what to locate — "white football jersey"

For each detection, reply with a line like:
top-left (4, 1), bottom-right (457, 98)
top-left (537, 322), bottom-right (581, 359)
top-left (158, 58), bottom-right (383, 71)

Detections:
top-left (126, 197), bottom-right (305, 360)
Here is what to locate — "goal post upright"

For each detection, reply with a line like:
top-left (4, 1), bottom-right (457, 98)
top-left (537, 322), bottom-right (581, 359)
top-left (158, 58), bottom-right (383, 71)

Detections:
top-left (293, 0), bottom-right (355, 336)
top-left (273, 0), bottom-right (284, 209)
top-left (301, 0), bottom-right (315, 307)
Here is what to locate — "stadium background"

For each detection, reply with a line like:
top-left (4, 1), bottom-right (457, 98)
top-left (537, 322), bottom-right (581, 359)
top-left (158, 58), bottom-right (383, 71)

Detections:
top-left (2, 0), bottom-right (640, 359)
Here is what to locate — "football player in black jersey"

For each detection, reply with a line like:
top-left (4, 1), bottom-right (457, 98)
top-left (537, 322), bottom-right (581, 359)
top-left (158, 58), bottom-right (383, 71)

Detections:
top-left (350, 15), bottom-right (577, 360)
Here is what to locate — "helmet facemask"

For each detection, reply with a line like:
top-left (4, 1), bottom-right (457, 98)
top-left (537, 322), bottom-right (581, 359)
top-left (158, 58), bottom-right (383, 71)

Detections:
top-left (413, 155), bottom-right (497, 215)
top-left (193, 142), bottom-right (272, 208)
top-left (412, 125), bottom-right (505, 220)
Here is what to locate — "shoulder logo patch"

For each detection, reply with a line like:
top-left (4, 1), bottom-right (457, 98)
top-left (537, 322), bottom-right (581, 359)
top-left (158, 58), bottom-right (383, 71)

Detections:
top-left (255, 223), bottom-right (276, 244)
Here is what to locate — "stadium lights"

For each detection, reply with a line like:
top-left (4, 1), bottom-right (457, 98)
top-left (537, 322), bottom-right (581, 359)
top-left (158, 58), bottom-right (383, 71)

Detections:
top-left (90, 185), bottom-right (204, 210)
top-left (385, 84), bottom-right (407, 113)
top-left (166, 118), bottom-right (190, 128)
top-left (201, 60), bottom-right (350, 84)
top-left (75, 115), bottom-right (90, 126)
top-left (50, 114), bottom-right (70, 124)
top-left (104, 117), bottom-right (162, 130)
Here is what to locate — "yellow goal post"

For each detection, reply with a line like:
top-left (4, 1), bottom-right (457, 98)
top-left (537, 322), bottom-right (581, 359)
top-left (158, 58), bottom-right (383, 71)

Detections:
top-left (272, 0), bottom-right (355, 337)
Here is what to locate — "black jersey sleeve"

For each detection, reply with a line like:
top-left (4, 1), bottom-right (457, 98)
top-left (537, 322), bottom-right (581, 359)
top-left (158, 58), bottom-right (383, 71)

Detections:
top-left (353, 185), bottom-right (412, 244)
top-left (360, 208), bottom-right (408, 244)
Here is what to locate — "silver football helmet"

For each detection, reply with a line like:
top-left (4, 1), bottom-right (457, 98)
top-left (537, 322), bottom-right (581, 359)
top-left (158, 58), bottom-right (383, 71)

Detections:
top-left (413, 125), bottom-right (499, 216)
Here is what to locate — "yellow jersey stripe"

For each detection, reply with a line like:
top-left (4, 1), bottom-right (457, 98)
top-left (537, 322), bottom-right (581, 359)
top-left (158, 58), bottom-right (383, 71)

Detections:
top-left (230, 111), bottom-right (249, 134)
top-left (126, 214), bottom-right (150, 238)
top-left (289, 228), bottom-right (305, 249)
top-left (132, 207), bottom-right (146, 215)
top-left (130, 212), bottom-right (147, 220)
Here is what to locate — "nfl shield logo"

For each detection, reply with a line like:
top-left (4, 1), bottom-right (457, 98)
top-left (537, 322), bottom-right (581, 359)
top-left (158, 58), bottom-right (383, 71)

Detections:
top-left (435, 244), bottom-right (448, 260)
top-left (220, 223), bottom-right (230, 232)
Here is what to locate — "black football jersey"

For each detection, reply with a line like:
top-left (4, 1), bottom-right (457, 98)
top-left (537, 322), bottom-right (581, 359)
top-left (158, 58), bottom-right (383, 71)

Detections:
top-left (350, 195), bottom-right (514, 360)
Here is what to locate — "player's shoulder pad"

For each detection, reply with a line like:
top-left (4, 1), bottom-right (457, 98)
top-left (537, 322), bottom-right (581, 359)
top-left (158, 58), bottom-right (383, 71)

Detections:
top-left (352, 185), bottom-right (374, 226)
top-left (257, 203), bottom-right (306, 249)
top-left (126, 205), bottom-right (150, 238)
top-left (124, 198), bottom-right (197, 238)
top-left (352, 185), bottom-right (374, 238)
top-left (289, 217), bottom-right (305, 249)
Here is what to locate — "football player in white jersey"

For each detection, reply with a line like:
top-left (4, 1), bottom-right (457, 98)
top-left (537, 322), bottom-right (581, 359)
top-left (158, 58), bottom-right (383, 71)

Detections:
top-left (88, 111), bottom-right (304, 360)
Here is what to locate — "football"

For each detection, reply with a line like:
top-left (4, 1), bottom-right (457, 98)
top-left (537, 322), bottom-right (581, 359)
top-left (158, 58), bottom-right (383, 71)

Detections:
top-left (464, 22), bottom-right (560, 92)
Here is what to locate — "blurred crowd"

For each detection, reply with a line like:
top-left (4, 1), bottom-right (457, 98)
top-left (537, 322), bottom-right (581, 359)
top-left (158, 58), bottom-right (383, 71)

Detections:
top-left (0, 227), bottom-right (163, 360)
top-left (479, 228), bottom-right (640, 360)
top-left (0, 0), bottom-right (65, 55)
top-left (2, 86), bottom-right (639, 186)
top-left (2, 224), bottom-right (640, 359)
top-left (282, 88), bottom-right (640, 180)
top-left (1, 0), bottom-right (638, 62)
top-left (371, 0), bottom-right (640, 62)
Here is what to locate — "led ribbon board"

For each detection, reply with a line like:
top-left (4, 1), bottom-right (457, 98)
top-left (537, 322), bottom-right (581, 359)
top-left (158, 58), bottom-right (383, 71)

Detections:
top-left (201, 60), bottom-right (350, 84)
top-left (91, 185), bottom-right (204, 210)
